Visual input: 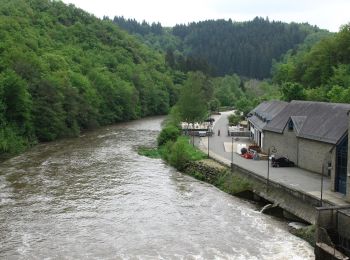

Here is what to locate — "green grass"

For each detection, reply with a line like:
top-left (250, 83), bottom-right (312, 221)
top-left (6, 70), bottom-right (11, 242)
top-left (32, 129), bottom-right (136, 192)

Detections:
top-left (178, 136), bottom-right (207, 161)
top-left (137, 146), bottom-right (161, 159)
top-left (214, 171), bottom-right (252, 194)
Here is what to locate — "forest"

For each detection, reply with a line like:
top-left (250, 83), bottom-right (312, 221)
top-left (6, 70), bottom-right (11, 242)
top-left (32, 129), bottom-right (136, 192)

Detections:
top-left (0, 0), bottom-right (181, 155)
top-left (113, 16), bottom-right (325, 79)
top-left (1, 0), bottom-right (349, 158)
top-left (273, 24), bottom-right (350, 103)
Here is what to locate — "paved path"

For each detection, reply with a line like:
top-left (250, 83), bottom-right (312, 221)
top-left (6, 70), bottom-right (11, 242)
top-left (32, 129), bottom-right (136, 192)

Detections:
top-left (198, 111), bottom-right (349, 206)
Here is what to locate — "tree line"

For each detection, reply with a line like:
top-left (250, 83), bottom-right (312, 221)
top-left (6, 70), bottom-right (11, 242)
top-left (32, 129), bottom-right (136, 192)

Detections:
top-left (113, 16), bottom-right (324, 79)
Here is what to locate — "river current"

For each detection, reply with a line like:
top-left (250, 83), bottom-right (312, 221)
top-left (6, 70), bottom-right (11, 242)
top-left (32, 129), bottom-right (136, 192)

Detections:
top-left (0, 116), bottom-right (314, 259)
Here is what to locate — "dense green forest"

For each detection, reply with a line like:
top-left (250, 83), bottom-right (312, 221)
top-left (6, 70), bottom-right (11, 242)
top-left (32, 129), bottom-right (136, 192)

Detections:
top-left (0, 0), bottom-right (181, 155)
top-left (1, 0), bottom-right (348, 158)
top-left (273, 24), bottom-right (350, 103)
top-left (113, 16), bottom-right (325, 79)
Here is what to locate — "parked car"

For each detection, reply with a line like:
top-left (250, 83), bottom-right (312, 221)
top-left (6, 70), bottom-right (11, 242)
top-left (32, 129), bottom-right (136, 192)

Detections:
top-left (198, 131), bottom-right (207, 137)
top-left (271, 156), bottom-right (295, 167)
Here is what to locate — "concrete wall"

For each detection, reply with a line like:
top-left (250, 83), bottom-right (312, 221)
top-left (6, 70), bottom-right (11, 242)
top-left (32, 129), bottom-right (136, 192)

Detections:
top-left (298, 138), bottom-right (335, 175)
top-left (316, 206), bottom-right (350, 258)
top-left (185, 159), bottom-right (320, 224)
top-left (263, 129), bottom-right (298, 164)
top-left (263, 130), bottom-right (337, 192)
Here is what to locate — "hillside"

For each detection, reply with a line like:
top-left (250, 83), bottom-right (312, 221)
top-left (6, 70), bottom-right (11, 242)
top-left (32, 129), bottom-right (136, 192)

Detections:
top-left (0, 0), bottom-right (178, 155)
top-left (113, 17), bottom-right (326, 79)
top-left (273, 24), bottom-right (350, 103)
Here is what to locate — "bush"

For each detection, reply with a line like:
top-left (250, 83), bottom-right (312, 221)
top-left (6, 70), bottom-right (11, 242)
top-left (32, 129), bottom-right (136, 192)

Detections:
top-left (168, 138), bottom-right (189, 170)
top-left (0, 125), bottom-right (28, 155)
top-left (157, 124), bottom-right (180, 146)
top-left (228, 113), bottom-right (242, 126)
top-left (214, 171), bottom-right (252, 194)
top-left (159, 136), bottom-right (206, 170)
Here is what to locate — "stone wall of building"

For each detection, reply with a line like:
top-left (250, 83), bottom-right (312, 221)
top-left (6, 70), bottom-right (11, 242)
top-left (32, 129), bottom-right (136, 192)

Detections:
top-left (263, 130), bottom-right (298, 164)
top-left (298, 138), bottom-right (335, 176)
top-left (263, 129), bottom-right (336, 183)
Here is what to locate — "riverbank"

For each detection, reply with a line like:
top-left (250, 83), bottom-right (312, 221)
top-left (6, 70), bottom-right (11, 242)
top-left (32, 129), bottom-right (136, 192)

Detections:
top-left (137, 110), bottom-right (320, 249)
top-left (139, 142), bottom-right (317, 247)
top-left (183, 158), bottom-right (316, 246)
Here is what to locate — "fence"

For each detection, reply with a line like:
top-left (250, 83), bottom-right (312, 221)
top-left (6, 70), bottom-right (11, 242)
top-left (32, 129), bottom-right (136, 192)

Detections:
top-left (316, 206), bottom-right (350, 259)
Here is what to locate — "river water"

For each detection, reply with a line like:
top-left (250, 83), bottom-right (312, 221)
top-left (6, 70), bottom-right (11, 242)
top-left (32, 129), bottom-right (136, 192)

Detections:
top-left (0, 116), bottom-right (314, 259)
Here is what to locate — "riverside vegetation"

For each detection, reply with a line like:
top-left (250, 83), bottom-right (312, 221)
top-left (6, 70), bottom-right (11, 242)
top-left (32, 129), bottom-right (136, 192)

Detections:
top-left (138, 106), bottom-right (252, 196)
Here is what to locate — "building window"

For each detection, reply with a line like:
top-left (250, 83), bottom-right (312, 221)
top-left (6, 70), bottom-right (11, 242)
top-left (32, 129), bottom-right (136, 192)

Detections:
top-left (288, 120), bottom-right (294, 131)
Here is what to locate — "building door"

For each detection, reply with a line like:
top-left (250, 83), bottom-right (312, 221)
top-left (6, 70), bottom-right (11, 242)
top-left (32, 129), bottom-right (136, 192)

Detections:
top-left (335, 136), bottom-right (348, 194)
top-left (258, 131), bottom-right (262, 147)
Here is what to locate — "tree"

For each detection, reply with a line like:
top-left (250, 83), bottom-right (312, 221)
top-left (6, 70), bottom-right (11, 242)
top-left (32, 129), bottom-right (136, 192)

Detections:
top-left (327, 85), bottom-right (350, 103)
top-left (0, 70), bottom-right (32, 133)
top-left (178, 72), bottom-right (208, 145)
top-left (178, 72), bottom-right (208, 123)
top-left (280, 82), bottom-right (306, 102)
top-left (209, 98), bottom-right (220, 112)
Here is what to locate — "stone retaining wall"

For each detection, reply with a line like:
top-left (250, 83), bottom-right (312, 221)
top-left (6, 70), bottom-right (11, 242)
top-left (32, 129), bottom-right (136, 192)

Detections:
top-left (185, 159), bottom-right (324, 224)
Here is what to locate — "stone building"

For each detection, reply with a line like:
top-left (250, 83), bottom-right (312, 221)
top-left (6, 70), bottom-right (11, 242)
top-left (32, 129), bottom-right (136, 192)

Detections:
top-left (247, 100), bottom-right (288, 149)
top-left (248, 100), bottom-right (350, 199)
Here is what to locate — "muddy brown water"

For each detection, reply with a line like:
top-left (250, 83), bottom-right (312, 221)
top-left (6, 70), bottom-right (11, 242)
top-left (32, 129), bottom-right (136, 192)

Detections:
top-left (0, 116), bottom-right (314, 259)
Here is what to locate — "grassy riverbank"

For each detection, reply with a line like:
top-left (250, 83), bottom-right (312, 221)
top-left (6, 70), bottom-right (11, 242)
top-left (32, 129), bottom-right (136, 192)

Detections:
top-left (138, 109), bottom-right (253, 195)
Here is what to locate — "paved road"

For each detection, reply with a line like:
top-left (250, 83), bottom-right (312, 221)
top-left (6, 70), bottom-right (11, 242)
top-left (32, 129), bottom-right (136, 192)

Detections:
top-left (198, 111), bottom-right (349, 206)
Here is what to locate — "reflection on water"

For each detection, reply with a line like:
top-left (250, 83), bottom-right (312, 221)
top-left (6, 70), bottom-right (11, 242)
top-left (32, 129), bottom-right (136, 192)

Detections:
top-left (0, 116), bottom-right (314, 259)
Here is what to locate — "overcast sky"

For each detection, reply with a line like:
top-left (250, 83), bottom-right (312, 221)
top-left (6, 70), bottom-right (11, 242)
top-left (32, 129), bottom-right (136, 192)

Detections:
top-left (62, 0), bottom-right (349, 32)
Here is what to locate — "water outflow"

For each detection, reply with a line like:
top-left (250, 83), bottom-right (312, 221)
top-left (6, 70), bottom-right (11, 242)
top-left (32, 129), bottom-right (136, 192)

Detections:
top-left (0, 116), bottom-right (314, 259)
top-left (260, 203), bottom-right (275, 213)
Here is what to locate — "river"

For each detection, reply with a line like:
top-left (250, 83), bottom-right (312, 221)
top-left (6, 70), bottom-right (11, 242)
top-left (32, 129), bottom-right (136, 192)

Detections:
top-left (0, 116), bottom-right (314, 259)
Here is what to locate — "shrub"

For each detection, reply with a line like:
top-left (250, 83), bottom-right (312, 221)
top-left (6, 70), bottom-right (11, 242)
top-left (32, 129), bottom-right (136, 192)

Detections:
top-left (159, 136), bottom-right (206, 170)
top-left (228, 113), bottom-right (242, 126)
top-left (0, 125), bottom-right (28, 155)
top-left (168, 138), bottom-right (189, 170)
top-left (157, 124), bottom-right (180, 146)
